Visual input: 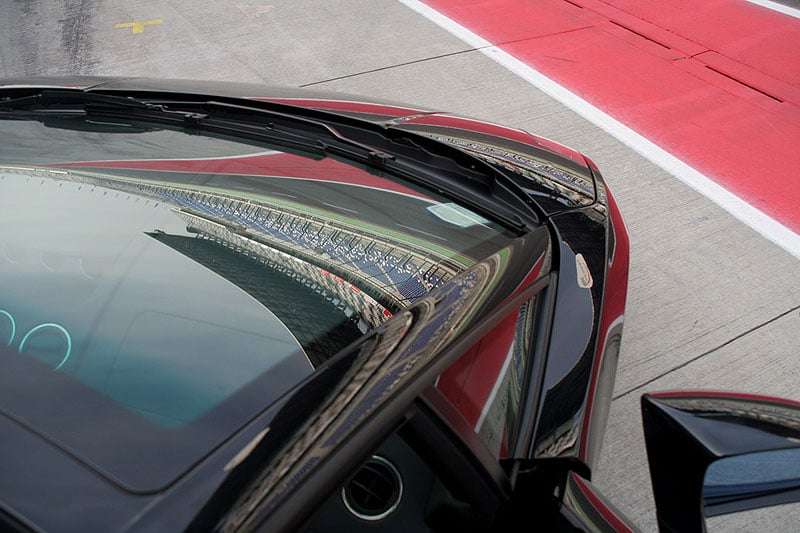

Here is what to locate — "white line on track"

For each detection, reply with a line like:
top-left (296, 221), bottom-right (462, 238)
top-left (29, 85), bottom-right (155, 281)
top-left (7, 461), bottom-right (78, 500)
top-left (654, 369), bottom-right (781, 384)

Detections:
top-left (322, 201), bottom-right (359, 214)
top-left (396, 223), bottom-right (447, 241)
top-left (398, 0), bottom-right (800, 260)
top-left (743, 0), bottom-right (800, 18)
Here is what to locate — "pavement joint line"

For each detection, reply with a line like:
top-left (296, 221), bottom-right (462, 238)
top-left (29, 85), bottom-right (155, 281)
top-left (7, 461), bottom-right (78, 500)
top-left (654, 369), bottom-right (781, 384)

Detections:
top-left (398, 0), bottom-right (800, 260)
top-left (611, 304), bottom-right (800, 401)
top-left (299, 49), bottom-right (475, 87)
top-left (299, 31), bottom-right (585, 87)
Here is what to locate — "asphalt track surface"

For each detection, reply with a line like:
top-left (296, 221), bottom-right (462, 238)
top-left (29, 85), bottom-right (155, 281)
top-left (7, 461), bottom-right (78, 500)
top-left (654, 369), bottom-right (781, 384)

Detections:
top-left (1, 1), bottom-right (799, 530)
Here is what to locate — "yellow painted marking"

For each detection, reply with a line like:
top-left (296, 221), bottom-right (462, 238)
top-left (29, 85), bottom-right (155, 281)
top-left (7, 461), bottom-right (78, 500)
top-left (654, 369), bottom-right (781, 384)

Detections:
top-left (115, 19), bottom-right (164, 34)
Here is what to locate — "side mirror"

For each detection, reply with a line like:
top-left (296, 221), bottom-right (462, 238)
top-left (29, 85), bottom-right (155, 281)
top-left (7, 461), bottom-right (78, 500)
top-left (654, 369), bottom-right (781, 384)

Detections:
top-left (641, 392), bottom-right (800, 533)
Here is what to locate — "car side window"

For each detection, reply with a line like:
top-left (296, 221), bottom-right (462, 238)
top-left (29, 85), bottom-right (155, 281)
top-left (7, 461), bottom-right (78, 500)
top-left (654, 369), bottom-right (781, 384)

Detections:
top-left (436, 298), bottom-right (539, 458)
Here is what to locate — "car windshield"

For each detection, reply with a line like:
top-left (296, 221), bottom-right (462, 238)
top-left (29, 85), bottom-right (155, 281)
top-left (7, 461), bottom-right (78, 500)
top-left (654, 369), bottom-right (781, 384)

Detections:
top-left (0, 114), bottom-right (515, 492)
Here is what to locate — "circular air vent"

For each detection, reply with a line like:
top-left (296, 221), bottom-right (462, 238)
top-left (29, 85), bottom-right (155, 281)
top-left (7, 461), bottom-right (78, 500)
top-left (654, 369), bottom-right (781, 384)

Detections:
top-left (341, 455), bottom-right (403, 521)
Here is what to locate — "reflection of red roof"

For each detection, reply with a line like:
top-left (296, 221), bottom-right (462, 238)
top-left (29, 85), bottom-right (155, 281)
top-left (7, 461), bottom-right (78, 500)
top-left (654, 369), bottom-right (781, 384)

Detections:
top-left (252, 97), bottom-right (589, 167)
top-left (49, 152), bottom-right (429, 199)
top-left (437, 310), bottom-right (519, 459)
top-left (250, 97), bottom-right (431, 119)
top-left (438, 311), bottom-right (519, 427)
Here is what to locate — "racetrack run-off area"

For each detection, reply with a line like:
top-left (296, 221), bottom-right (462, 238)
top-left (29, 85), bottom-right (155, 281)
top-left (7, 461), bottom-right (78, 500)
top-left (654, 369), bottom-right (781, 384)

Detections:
top-left (408, 0), bottom-right (800, 255)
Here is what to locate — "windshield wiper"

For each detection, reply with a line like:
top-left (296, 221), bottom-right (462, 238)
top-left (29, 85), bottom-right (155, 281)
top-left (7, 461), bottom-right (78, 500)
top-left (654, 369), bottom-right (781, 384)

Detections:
top-left (1, 89), bottom-right (394, 163)
top-left (0, 90), bottom-right (156, 112)
top-left (1, 89), bottom-right (535, 230)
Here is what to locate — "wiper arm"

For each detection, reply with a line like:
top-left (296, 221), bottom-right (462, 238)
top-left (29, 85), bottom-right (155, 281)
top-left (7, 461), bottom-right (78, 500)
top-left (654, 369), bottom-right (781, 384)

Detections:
top-left (84, 95), bottom-right (399, 168)
top-left (383, 129), bottom-right (540, 228)
top-left (1, 89), bottom-right (533, 230)
top-left (0, 90), bottom-right (384, 161)
top-left (0, 89), bottom-right (157, 112)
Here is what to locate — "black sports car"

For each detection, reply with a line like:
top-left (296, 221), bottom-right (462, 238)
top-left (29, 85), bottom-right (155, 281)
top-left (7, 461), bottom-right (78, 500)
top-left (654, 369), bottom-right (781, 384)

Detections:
top-left (0, 78), bottom-right (797, 532)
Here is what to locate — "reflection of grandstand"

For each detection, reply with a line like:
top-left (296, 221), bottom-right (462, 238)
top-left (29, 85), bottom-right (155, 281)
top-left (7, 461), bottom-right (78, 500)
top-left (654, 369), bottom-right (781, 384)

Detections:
top-left (168, 195), bottom-right (459, 312)
top-left (421, 134), bottom-right (594, 207)
top-left (173, 211), bottom-right (391, 329)
top-left (59, 172), bottom-right (469, 311)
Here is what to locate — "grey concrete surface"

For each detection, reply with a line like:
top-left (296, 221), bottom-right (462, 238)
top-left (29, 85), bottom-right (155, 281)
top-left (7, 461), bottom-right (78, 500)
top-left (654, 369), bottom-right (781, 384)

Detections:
top-left (0, 1), bottom-right (471, 85)
top-left (2, 1), bottom-right (798, 530)
top-left (598, 310), bottom-right (800, 531)
top-left (600, 309), bottom-right (800, 531)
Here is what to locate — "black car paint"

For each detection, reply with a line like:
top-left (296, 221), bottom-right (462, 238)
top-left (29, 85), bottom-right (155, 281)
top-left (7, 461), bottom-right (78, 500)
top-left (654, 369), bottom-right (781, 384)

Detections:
top-left (209, 231), bottom-right (552, 531)
top-left (0, 77), bottom-right (632, 531)
top-left (642, 393), bottom-right (800, 533)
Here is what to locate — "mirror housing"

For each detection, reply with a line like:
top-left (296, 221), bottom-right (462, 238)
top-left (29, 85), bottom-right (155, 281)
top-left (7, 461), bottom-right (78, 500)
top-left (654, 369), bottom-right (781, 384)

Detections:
top-left (641, 391), bottom-right (800, 533)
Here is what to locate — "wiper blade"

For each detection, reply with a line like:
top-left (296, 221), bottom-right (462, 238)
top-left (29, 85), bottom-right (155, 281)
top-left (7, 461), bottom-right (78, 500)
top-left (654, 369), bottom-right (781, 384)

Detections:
top-left (1, 89), bottom-right (393, 164)
top-left (174, 99), bottom-right (398, 165)
top-left (0, 89), bottom-right (155, 112)
top-left (1, 89), bottom-right (534, 230)
top-left (86, 95), bottom-right (398, 167)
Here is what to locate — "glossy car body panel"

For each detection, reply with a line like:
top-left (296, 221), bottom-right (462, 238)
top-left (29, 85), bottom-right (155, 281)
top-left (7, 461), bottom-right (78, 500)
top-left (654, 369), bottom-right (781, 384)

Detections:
top-left (561, 472), bottom-right (639, 532)
top-left (642, 392), bottom-right (800, 533)
top-left (0, 77), bottom-right (631, 531)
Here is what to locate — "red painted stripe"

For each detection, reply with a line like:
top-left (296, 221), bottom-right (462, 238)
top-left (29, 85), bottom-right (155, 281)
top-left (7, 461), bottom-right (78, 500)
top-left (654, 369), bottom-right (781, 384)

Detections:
top-left (579, 187), bottom-right (630, 462)
top-left (437, 311), bottom-right (519, 427)
top-left (249, 97), bottom-right (431, 118)
top-left (650, 390), bottom-right (800, 406)
top-left (421, 0), bottom-right (800, 233)
top-left (50, 152), bottom-right (429, 199)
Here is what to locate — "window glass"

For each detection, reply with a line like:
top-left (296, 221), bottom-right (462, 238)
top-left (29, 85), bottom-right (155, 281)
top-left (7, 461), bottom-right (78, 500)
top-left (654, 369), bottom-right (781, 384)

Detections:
top-left (0, 116), bottom-right (516, 491)
top-left (436, 299), bottom-right (538, 457)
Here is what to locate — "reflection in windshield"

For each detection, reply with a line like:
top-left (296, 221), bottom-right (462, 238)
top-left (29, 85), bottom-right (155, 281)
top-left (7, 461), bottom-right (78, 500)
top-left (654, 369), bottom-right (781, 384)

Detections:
top-left (0, 115), bottom-right (520, 492)
top-left (0, 168), bottom-right (314, 428)
top-left (50, 168), bottom-right (478, 312)
top-left (0, 165), bottom-right (511, 429)
top-left (415, 132), bottom-right (594, 207)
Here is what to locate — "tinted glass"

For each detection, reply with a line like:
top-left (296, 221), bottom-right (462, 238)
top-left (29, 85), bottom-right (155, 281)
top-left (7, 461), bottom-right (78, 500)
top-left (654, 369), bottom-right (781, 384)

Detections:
top-left (0, 116), bottom-right (515, 490)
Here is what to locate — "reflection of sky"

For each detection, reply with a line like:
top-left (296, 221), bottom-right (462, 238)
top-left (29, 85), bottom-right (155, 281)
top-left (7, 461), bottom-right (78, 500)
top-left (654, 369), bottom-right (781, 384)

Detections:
top-left (0, 171), bottom-right (310, 426)
top-left (705, 448), bottom-right (800, 486)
